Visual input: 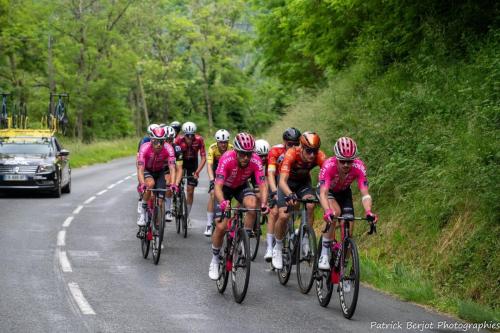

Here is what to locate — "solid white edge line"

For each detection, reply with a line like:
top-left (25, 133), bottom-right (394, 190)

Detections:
top-left (59, 250), bottom-right (72, 272)
top-left (116, 179), bottom-right (124, 184)
top-left (57, 230), bottom-right (66, 246)
top-left (97, 189), bottom-right (107, 196)
top-left (73, 205), bottom-right (83, 214)
top-left (124, 176), bottom-right (132, 180)
top-left (107, 184), bottom-right (116, 189)
top-left (84, 196), bottom-right (96, 204)
top-left (68, 282), bottom-right (96, 315)
top-left (62, 216), bottom-right (74, 228)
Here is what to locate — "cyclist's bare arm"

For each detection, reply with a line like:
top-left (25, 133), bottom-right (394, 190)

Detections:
top-left (258, 182), bottom-right (268, 205)
top-left (214, 183), bottom-right (225, 205)
top-left (319, 185), bottom-right (331, 212)
top-left (268, 169), bottom-right (278, 192)
top-left (195, 155), bottom-right (207, 177)
top-left (278, 172), bottom-right (293, 196)
top-left (175, 162), bottom-right (183, 185)
top-left (138, 167), bottom-right (146, 185)
top-left (360, 187), bottom-right (373, 213)
top-left (207, 162), bottom-right (215, 181)
top-left (167, 164), bottom-right (176, 185)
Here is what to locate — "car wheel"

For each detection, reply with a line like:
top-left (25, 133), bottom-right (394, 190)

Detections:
top-left (62, 175), bottom-right (71, 194)
top-left (52, 177), bottom-right (62, 198)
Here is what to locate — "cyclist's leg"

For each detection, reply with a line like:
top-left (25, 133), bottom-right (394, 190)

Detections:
top-left (209, 186), bottom-right (232, 280)
top-left (296, 181), bottom-right (316, 227)
top-left (336, 188), bottom-right (355, 237)
top-left (205, 189), bottom-right (215, 234)
top-left (184, 159), bottom-right (198, 216)
top-left (239, 187), bottom-right (257, 230)
top-left (164, 170), bottom-right (173, 218)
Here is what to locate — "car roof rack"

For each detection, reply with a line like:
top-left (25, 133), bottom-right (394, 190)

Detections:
top-left (0, 128), bottom-right (56, 138)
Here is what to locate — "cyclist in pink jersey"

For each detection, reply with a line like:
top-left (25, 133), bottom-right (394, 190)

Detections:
top-left (174, 121), bottom-right (206, 226)
top-left (317, 137), bottom-right (378, 270)
top-left (136, 127), bottom-right (177, 236)
top-left (208, 133), bottom-right (270, 280)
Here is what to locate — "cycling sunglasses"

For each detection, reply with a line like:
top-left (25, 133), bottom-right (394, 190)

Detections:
top-left (185, 134), bottom-right (195, 138)
top-left (338, 159), bottom-right (354, 165)
top-left (151, 139), bottom-right (165, 146)
top-left (237, 151), bottom-right (253, 158)
top-left (285, 141), bottom-right (299, 148)
top-left (304, 147), bottom-right (319, 154)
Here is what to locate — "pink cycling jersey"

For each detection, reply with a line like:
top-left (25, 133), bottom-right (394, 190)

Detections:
top-left (215, 150), bottom-right (265, 189)
top-left (319, 157), bottom-right (369, 192)
top-left (137, 142), bottom-right (176, 172)
top-left (174, 134), bottom-right (206, 160)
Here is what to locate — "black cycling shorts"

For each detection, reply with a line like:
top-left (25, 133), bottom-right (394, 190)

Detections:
top-left (183, 159), bottom-right (199, 187)
top-left (316, 186), bottom-right (354, 216)
top-left (144, 169), bottom-right (166, 198)
top-left (277, 178), bottom-right (315, 208)
top-left (215, 184), bottom-right (256, 218)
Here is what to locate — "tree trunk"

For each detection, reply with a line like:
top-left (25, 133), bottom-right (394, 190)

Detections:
top-left (201, 57), bottom-right (213, 134)
top-left (136, 71), bottom-right (149, 126)
top-left (47, 35), bottom-right (56, 116)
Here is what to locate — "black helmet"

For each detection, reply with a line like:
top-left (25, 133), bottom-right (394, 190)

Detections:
top-left (282, 127), bottom-right (301, 142)
top-left (170, 121), bottom-right (181, 134)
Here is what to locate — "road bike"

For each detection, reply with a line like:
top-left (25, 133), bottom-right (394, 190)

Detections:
top-left (277, 198), bottom-right (318, 294)
top-left (215, 207), bottom-right (259, 303)
top-left (48, 93), bottom-right (69, 134)
top-left (139, 188), bottom-right (167, 265)
top-left (314, 209), bottom-right (376, 318)
top-left (1, 93), bottom-right (10, 128)
top-left (172, 173), bottom-right (189, 238)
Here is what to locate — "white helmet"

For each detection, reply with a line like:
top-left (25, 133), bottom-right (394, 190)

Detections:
top-left (182, 121), bottom-right (197, 135)
top-left (215, 129), bottom-right (230, 142)
top-left (255, 139), bottom-right (270, 156)
top-left (147, 123), bottom-right (160, 136)
top-left (163, 125), bottom-right (176, 139)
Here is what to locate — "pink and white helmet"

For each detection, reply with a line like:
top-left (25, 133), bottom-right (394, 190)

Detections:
top-left (149, 127), bottom-right (167, 140)
top-left (233, 132), bottom-right (255, 152)
top-left (333, 137), bottom-right (358, 160)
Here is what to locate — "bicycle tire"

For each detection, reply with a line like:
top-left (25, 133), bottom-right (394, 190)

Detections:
top-left (174, 194), bottom-right (181, 234)
top-left (216, 233), bottom-right (229, 294)
top-left (296, 224), bottom-right (317, 294)
top-left (141, 225), bottom-right (150, 259)
top-left (315, 236), bottom-right (333, 307)
top-left (231, 228), bottom-right (251, 303)
top-left (277, 228), bottom-right (293, 285)
top-left (152, 204), bottom-right (165, 265)
top-left (249, 212), bottom-right (261, 261)
top-left (338, 238), bottom-right (360, 319)
top-left (181, 191), bottom-right (188, 238)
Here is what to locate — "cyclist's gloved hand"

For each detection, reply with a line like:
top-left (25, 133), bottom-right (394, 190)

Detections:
top-left (366, 210), bottom-right (378, 223)
top-left (261, 204), bottom-right (270, 215)
top-left (285, 192), bottom-right (297, 206)
top-left (209, 180), bottom-right (215, 192)
top-left (323, 208), bottom-right (336, 223)
top-left (170, 184), bottom-right (179, 193)
top-left (219, 200), bottom-right (230, 212)
top-left (138, 183), bottom-right (147, 194)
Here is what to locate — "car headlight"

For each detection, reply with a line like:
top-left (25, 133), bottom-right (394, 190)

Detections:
top-left (37, 164), bottom-right (56, 173)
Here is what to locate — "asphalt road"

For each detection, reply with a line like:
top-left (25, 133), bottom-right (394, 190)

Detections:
top-left (0, 156), bottom-right (488, 333)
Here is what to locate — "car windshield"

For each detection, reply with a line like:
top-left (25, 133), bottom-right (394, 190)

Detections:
top-left (0, 139), bottom-right (53, 155)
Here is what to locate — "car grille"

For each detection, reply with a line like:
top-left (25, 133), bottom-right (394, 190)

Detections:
top-left (0, 165), bottom-right (39, 174)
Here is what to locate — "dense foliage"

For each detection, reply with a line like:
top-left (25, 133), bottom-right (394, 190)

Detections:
top-left (0, 0), bottom-right (286, 141)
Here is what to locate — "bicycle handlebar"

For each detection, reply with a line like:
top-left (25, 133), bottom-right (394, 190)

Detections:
top-left (323, 214), bottom-right (377, 235)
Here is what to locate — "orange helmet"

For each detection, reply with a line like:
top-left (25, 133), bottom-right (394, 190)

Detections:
top-left (300, 132), bottom-right (321, 149)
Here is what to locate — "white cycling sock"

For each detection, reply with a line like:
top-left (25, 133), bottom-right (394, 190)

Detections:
top-left (207, 212), bottom-right (214, 226)
top-left (165, 197), bottom-right (172, 211)
top-left (212, 245), bottom-right (221, 263)
top-left (187, 204), bottom-right (192, 215)
top-left (267, 233), bottom-right (275, 250)
top-left (274, 238), bottom-right (283, 250)
top-left (321, 237), bottom-right (331, 256)
top-left (137, 199), bottom-right (142, 214)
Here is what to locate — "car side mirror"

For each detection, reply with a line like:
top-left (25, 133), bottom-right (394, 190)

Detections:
top-left (58, 149), bottom-right (70, 157)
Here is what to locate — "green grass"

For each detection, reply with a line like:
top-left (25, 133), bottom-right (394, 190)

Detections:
top-left (58, 137), bottom-right (139, 168)
top-left (261, 30), bottom-right (500, 323)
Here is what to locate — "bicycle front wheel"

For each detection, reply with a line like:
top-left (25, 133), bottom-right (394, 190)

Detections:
top-left (338, 238), bottom-right (360, 319)
top-left (278, 230), bottom-right (293, 285)
top-left (231, 228), bottom-right (251, 303)
top-left (181, 191), bottom-right (188, 238)
top-left (174, 195), bottom-right (181, 234)
top-left (249, 212), bottom-right (261, 261)
top-left (141, 226), bottom-right (150, 259)
top-left (216, 233), bottom-right (229, 294)
top-left (152, 204), bottom-right (165, 265)
top-left (296, 224), bottom-right (317, 294)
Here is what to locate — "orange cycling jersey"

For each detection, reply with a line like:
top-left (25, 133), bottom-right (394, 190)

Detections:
top-left (280, 146), bottom-right (326, 181)
top-left (267, 144), bottom-right (286, 176)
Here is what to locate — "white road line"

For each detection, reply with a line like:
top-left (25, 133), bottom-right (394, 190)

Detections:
top-left (124, 176), bottom-right (132, 180)
top-left (116, 179), bottom-right (124, 185)
top-left (97, 189), bottom-right (107, 196)
top-left (59, 250), bottom-right (72, 272)
top-left (68, 282), bottom-right (96, 315)
top-left (132, 172), bottom-right (137, 176)
top-left (57, 230), bottom-right (66, 246)
top-left (107, 184), bottom-right (116, 189)
top-left (84, 196), bottom-right (96, 204)
top-left (73, 205), bottom-right (83, 214)
top-left (62, 216), bottom-right (74, 228)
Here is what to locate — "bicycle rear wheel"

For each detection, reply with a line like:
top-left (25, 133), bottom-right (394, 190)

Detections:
top-left (231, 228), bottom-right (251, 303)
top-left (296, 224), bottom-right (317, 294)
top-left (278, 229), bottom-right (293, 285)
top-left (338, 238), bottom-right (360, 319)
top-left (174, 195), bottom-right (181, 234)
top-left (216, 234), bottom-right (229, 294)
top-left (141, 225), bottom-right (150, 259)
top-left (249, 212), bottom-right (261, 261)
top-left (315, 236), bottom-right (333, 307)
top-left (152, 204), bottom-right (165, 265)
top-left (181, 191), bottom-right (188, 238)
